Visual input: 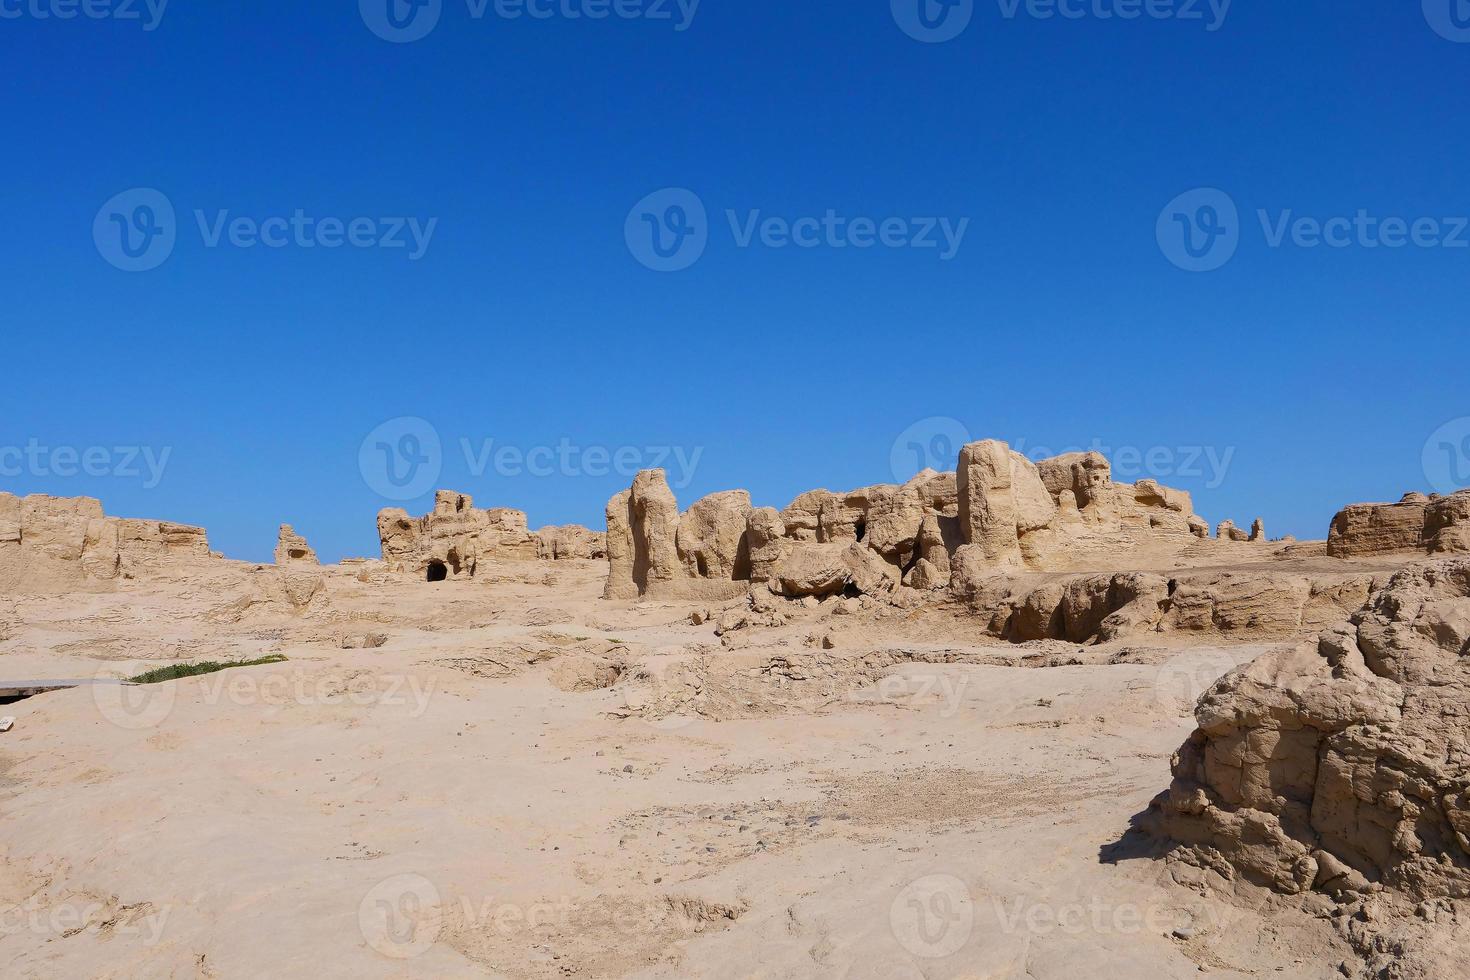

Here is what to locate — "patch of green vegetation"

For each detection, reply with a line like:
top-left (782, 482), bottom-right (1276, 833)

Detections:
top-left (128, 655), bottom-right (288, 685)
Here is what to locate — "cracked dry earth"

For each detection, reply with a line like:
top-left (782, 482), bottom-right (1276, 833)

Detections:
top-left (0, 559), bottom-right (1360, 978)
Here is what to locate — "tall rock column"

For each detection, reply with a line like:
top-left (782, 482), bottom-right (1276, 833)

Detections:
top-left (956, 440), bottom-right (1024, 567)
top-left (603, 489), bottom-right (636, 599)
top-left (631, 469), bottom-right (681, 597)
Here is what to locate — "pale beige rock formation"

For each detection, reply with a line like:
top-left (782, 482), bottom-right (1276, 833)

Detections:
top-left (949, 559), bottom-right (1375, 645)
top-left (603, 472), bottom-right (750, 601)
top-left (1037, 450), bottom-right (1112, 516)
top-left (1216, 519), bottom-right (1250, 542)
top-left (0, 493), bottom-right (209, 593)
top-left (1425, 491), bottom-right (1470, 555)
top-left (1149, 559), bottom-right (1470, 905)
top-left (956, 440), bottom-right (1034, 568)
top-left (743, 507), bottom-right (786, 584)
top-left (604, 438), bottom-right (1247, 605)
top-left (1327, 490), bottom-right (1470, 558)
top-left (1327, 493), bottom-right (1432, 557)
top-left (1250, 517), bottom-right (1266, 542)
top-left (274, 524), bottom-right (318, 565)
top-left (676, 490), bottom-right (753, 581)
top-left (377, 490), bottom-right (540, 580)
top-left (535, 524), bottom-right (606, 561)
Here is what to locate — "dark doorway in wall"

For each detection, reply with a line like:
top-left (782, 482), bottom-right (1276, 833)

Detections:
top-left (426, 561), bottom-right (448, 583)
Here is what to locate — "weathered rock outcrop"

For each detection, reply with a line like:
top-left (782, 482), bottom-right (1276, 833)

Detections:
top-left (604, 438), bottom-right (1255, 605)
top-left (956, 440), bottom-right (1055, 568)
top-left (0, 493), bottom-right (210, 593)
top-left (1148, 560), bottom-right (1470, 903)
top-left (535, 525), bottom-right (606, 561)
top-left (1327, 493), bottom-right (1432, 558)
top-left (274, 524), bottom-right (318, 565)
top-left (1327, 490), bottom-right (1470, 558)
top-left (1216, 519), bottom-right (1250, 542)
top-left (1426, 491), bottom-right (1470, 555)
top-left (377, 490), bottom-right (538, 580)
top-left (951, 440), bottom-right (1222, 573)
top-left (604, 472), bottom-right (752, 601)
top-left (949, 560), bottom-right (1375, 645)
top-left (743, 507), bottom-right (786, 584)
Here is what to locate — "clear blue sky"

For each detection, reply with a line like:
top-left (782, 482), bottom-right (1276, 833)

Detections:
top-left (4, 1), bottom-right (1468, 562)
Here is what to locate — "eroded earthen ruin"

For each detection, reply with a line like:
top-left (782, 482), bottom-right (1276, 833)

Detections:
top-left (0, 492), bottom-right (208, 593)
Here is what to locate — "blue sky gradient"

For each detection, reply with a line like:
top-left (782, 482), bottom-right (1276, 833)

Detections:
top-left (4, 0), bottom-right (1468, 562)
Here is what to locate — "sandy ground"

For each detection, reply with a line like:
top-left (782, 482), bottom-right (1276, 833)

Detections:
top-left (0, 559), bottom-right (1361, 978)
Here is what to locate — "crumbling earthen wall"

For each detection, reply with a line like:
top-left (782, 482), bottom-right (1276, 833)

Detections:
top-left (602, 438), bottom-right (1262, 605)
top-left (535, 525), bottom-right (607, 561)
top-left (378, 490), bottom-right (539, 580)
top-left (1327, 490), bottom-right (1470, 558)
top-left (0, 492), bottom-right (210, 593)
top-left (378, 490), bottom-right (603, 580)
top-left (275, 524), bottom-right (318, 565)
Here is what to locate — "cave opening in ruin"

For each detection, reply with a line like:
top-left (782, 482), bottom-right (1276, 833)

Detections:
top-left (426, 560), bottom-right (448, 583)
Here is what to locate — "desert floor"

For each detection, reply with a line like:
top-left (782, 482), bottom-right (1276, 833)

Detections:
top-left (0, 559), bottom-right (1359, 978)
